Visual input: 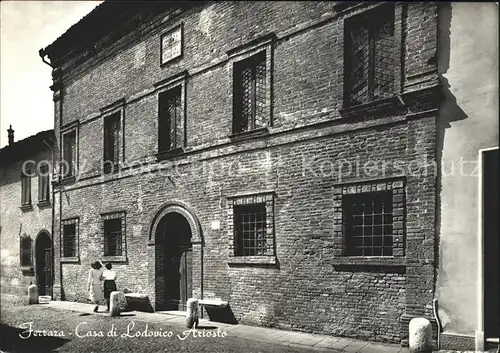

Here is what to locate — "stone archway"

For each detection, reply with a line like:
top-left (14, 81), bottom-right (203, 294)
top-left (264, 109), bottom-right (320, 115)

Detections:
top-left (35, 230), bottom-right (53, 297)
top-left (148, 202), bottom-right (203, 311)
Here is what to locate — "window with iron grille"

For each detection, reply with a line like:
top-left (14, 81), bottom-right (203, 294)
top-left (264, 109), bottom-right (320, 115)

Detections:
top-left (62, 130), bottom-right (76, 178)
top-left (344, 5), bottom-right (395, 107)
top-left (233, 51), bottom-right (267, 134)
top-left (228, 192), bottom-right (275, 259)
top-left (20, 235), bottom-right (32, 267)
top-left (343, 191), bottom-right (394, 256)
top-left (158, 86), bottom-right (183, 153)
top-left (103, 112), bottom-right (121, 173)
top-left (21, 170), bottom-right (31, 206)
top-left (234, 203), bottom-right (267, 256)
top-left (38, 164), bottom-right (50, 202)
top-left (102, 212), bottom-right (126, 257)
top-left (62, 221), bottom-right (77, 258)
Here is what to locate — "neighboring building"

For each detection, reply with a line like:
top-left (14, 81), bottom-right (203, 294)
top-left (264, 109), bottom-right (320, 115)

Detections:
top-left (0, 127), bottom-right (55, 297)
top-left (37, 1), bottom-right (497, 349)
top-left (435, 3), bottom-right (499, 352)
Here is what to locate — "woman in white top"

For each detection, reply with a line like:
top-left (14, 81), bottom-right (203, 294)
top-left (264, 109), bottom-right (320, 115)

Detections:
top-left (87, 261), bottom-right (104, 312)
top-left (102, 262), bottom-right (117, 312)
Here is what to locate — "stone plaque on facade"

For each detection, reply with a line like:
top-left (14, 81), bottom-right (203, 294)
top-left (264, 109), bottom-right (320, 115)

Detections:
top-left (161, 24), bottom-right (182, 65)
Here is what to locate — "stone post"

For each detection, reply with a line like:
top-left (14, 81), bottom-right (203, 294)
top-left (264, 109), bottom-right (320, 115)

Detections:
top-left (409, 318), bottom-right (432, 353)
top-left (28, 284), bottom-right (38, 304)
top-left (185, 298), bottom-right (199, 328)
top-left (109, 291), bottom-right (121, 317)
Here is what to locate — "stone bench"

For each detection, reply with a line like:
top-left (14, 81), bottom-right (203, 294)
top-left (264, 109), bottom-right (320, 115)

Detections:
top-left (124, 293), bottom-right (154, 313)
top-left (197, 299), bottom-right (235, 324)
top-left (198, 299), bottom-right (228, 308)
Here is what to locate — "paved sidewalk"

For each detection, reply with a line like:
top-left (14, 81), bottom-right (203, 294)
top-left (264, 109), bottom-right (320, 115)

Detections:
top-left (46, 300), bottom-right (410, 353)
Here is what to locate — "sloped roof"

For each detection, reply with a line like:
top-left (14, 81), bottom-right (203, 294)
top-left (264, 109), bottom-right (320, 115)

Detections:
top-left (0, 130), bottom-right (54, 167)
top-left (41, 1), bottom-right (203, 63)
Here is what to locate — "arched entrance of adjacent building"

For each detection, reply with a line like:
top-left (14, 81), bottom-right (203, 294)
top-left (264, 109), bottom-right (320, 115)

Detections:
top-left (155, 212), bottom-right (192, 311)
top-left (35, 231), bottom-right (53, 296)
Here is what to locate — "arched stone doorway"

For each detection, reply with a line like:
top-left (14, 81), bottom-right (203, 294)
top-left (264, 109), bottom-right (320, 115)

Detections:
top-left (148, 202), bottom-right (203, 311)
top-left (35, 231), bottom-right (53, 296)
top-left (155, 212), bottom-right (193, 311)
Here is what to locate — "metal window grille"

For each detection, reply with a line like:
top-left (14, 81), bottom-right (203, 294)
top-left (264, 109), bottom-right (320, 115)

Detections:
top-left (344, 5), bottom-right (394, 106)
top-left (343, 191), bottom-right (393, 256)
top-left (21, 172), bottom-right (31, 206)
top-left (62, 224), bottom-right (77, 258)
top-left (20, 237), bottom-right (32, 267)
top-left (103, 218), bottom-right (123, 256)
top-left (234, 203), bottom-right (267, 256)
top-left (38, 165), bottom-right (50, 202)
top-left (158, 86), bottom-right (182, 152)
top-left (62, 131), bottom-right (76, 178)
top-left (104, 113), bottom-right (120, 173)
top-left (233, 52), bottom-right (267, 133)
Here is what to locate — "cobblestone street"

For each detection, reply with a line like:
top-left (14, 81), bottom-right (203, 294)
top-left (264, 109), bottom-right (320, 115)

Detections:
top-left (0, 295), bottom-right (341, 353)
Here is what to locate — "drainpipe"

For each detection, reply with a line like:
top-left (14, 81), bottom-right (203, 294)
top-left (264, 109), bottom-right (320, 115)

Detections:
top-left (39, 48), bottom-right (63, 300)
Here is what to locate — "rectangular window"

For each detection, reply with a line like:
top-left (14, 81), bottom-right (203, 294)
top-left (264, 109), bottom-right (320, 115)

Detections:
top-left (102, 212), bottom-right (126, 257)
top-left (62, 130), bottom-right (76, 178)
top-left (104, 219), bottom-right (123, 256)
top-left (344, 5), bottom-right (395, 106)
top-left (103, 112), bottom-right (121, 173)
top-left (234, 203), bottom-right (267, 256)
top-left (20, 235), bottom-right (32, 267)
top-left (343, 191), bottom-right (393, 256)
top-left (233, 51), bottom-right (267, 134)
top-left (62, 223), bottom-right (77, 258)
top-left (158, 86), bottom-right (183, 153)
top-left (21, 171), bottom-right (31, 206)
top-left (38, 164), bottom-right (50, 203)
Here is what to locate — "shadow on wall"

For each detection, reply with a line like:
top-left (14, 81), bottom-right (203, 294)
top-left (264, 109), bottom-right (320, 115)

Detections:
top-left (0, 322), bottom-right (70, 353)
top-left (434, 0), bottom-right (469, 318)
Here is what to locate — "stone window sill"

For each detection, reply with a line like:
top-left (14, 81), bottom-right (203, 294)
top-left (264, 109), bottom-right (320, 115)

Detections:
top-left (339, 95), bottom-right (405, 119)
top-left (156, 147), bottom-right (186, 161)
top-left (103, 164), bottom-right (120, 175)
top-left (20, 204), bottom-right (33, 212)
top-left (328, 256), bottom-right (407, 267)
top-left (37, 200), bottom-right (51, 208)
top-left (20, 266), bottom-right (34, 274)
top-left (60, 176), bottom-right (76, 185)
top-left (227, 255), bottom-right (277, 266)
top-left (61, 256), bottom-right (79, 263)
top-left (102, 255), bottom-right (127, 263)
top-left (229, 127), bottom-right (270, 142)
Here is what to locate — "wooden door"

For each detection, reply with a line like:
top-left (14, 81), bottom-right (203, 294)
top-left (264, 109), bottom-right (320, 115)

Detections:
top-left (43, 247), bottom-right (53, 296)
top-left (178, 247), bottom-right (192, 311)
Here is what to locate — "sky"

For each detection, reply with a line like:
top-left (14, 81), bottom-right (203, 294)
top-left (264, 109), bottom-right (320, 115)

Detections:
top-left (0, 1), bottom-right (102, 148)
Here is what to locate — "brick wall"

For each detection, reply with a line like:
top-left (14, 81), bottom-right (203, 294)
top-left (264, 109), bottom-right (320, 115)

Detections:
top-left (48, 2), bottom-right (439, 344)
top-left (0, 149), bottom-right (53, 295)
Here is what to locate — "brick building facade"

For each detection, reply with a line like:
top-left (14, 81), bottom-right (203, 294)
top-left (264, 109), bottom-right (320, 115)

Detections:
top-left (0, 128), bottom-right (54, 297)
top-left (40, 2), bottom-right (441, 345)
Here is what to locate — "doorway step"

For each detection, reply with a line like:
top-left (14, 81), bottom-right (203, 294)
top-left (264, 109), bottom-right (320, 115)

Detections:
top-left (38, 295), bottom-right (51, 303)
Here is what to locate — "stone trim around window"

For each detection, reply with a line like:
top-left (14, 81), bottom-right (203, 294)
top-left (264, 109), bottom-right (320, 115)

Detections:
top-left (155, 72), bottom-right (187, 161)
top-left (341, 3), bottom-right (403, 110)
top-left (19, 233), bottom-right (33, 270)
top-left (332, 179), bottom-right (405, 259)
top-left (60, 124), bottom-right (79, 183)
top-left (228, 34), bottom-right (275, 138)
top-left (61, 217), bottom-right (79, 262)
top-left (100, 211), bottom-right (127, 261)
top-left (102, 107), bottom-right (124, 175)
top-left (227, 191), bottom-right (276, 264)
